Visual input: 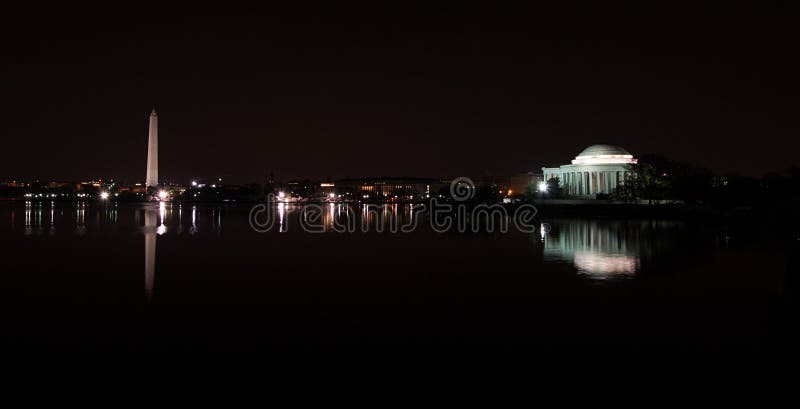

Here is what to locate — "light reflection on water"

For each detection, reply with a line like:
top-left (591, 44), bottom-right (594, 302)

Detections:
top-left (542, 220), bottom-right (640, 279)
top-left (1, 200), bottom-right (786, 349)
top-left (6, 202), bottom-right (698, 292)
top-left (541, 219), bottom-right (685, 280)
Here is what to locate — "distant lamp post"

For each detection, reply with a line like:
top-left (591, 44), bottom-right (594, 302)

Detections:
top-left (158, 190), bottom-right (168, 201)
top-left (100, 192), bottom-right (110, 200)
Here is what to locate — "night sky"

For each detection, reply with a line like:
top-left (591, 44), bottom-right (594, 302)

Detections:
top-left (2, 4), bottom-right (797, 183)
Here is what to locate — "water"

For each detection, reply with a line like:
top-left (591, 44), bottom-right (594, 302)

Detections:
top-left (0, 201), bottom-right (791, 350)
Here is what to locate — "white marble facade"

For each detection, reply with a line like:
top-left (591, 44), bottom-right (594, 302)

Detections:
top-left (542, 144), bottom-right (637, 197)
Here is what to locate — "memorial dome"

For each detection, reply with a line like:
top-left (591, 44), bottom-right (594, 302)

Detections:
top-left (572, 144), bottom-right (637, 165)
top-left (577, 144), bottom-right (631, 157)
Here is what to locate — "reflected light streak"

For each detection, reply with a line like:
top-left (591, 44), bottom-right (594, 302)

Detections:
top-left (190, 205), bottom-right (197, 234)
top-left (157, 202), bottom-right (167, 235)
top-left (278, 203), bottom-right (286, 232)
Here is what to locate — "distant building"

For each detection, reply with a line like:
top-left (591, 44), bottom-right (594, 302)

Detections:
top-left (1, 180), bottom-right (25, 188)
top-left (336, 177), bottom-right (444, 200)
top-left (47, 181), bottom-right (72, 189)
top-left (319, 182), bottom-right (336, 199)
top-left (542, 144), bottom-right (637, 197)
top-left (132, 183), bottom-right (147, 194)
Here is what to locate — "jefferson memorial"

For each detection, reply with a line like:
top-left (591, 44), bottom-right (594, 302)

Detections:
top-left (542, 144), bottom-right (638, 197)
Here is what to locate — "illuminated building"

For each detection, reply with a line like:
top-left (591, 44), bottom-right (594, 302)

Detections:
top-left (336, 177), bottom-right (444, 200)
top-left (319, 182), bottom-right (336, 199)
top-left (0, 180), bottom-right (25, 188)
top-left (541, 144), bottom-right (637, 197)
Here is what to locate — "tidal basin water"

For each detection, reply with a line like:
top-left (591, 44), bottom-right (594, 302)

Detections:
top-left (0, 201), bottom-right (791, 348)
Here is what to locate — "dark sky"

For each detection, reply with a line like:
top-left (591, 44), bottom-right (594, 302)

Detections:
top-left (2, 3), bottom-right (797, 183)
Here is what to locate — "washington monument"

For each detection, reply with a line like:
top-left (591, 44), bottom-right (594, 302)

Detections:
top-left (146, 108), bottom-right (158, 187)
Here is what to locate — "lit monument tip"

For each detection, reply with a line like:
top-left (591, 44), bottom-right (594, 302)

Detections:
top-left (146, 108), bottom-right (159, 188)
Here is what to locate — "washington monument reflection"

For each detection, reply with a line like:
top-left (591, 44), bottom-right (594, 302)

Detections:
top-left (143, 203), bottom-right (166, 300)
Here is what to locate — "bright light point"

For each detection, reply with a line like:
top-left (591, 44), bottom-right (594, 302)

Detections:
top-left (538, 182), bottom-right (548, 193)
top-left (278, 191), bottom-right (285, 199)
top-left (329, 193), bottom-right (336, 198)
top-left (100, 192), bottom-right (109, 200)
top-left (158, 190), bottom-right (168, 200)
top-left (191, 181), bottom-right (198, 186)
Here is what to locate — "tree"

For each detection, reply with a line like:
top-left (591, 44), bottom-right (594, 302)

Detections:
top-left (627, 154), bottom-right (714, 205)
top-left (635, 155), bottom-right (672, 203)
top-left (544, 177), bottom-right (562, 198)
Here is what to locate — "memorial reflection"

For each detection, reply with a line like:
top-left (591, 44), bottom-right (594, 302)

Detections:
top-left (143, 203), bottom-right (166, 300)
top-left (542, 219), bottom-right (649, 280)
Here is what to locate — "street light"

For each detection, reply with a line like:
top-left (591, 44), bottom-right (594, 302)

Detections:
top-left (100, 192), bottom-right (109, 200)
top-left (538, 182), bottom-right (548, 193)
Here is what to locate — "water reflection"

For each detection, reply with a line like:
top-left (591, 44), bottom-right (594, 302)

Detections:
top-left (11, 203), bottom-right (431, 236)
top-left (4, 202), bottom-right (711, 289)
top-left (49, 201), bottom-right (56, 235)
top-left (278, 203), bottom-right (286, 232)
top-left (176, 205), bottom-right (183, 235)
top-left (542, 219), bottom-right (645, 280)
top-left (9, 202), bottom-right (689, 285)
top-left (24, 201), bottom-right (32, 235)
top-left (144, 205), bottom-right (158, 301)
top-left (23, 201), bottom-right (51, 236)
top-left (190, 205), bottom-right (198, 235)
top-left (75, 202), bottom-right (86, 235)
top-left (212, 207), bottom-right (222, 234)
top-left (9, 202), bottom-right (426, 302)
top-left (157, 202), bottom-right (167, 235)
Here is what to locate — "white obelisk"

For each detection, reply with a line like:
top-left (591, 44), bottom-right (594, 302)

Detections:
top-left (146, 108), bottom-right (158, 188)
